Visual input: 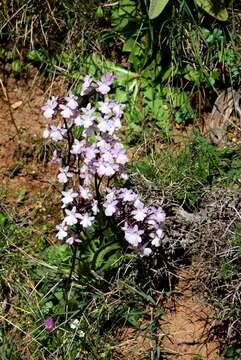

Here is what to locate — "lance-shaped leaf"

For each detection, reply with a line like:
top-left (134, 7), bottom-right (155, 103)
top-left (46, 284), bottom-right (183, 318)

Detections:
top-left (148, 0), bottom-right (170, 19)
top-left (195, 0), bottom-right (228, 21)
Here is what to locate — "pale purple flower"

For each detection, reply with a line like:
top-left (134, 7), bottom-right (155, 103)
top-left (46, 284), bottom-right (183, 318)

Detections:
top-left (102, 151), bottom-right (114, 163)
top-left (150, 228), bottom-right (164, 247)
top-left (59, 104), bottom-right (73, 118)
top-left (96, 161), bottom-right (115, 177)
top-left (122, 223), bottom-right (144, 247)
top-left (44, 318), bottom-right (55, 331)
top-left (57, 166), bottom-right (73, 183)
top-left (65, 91), bottom-right (78, 110)
top-left (42, 96), bottom-right (58, 119)
top-left (84, 145), bottom-right (98, 162)
top-left (98, 100), bottom-right (112, 114)
top-left (97, 138), bottom-right (111, 152)
top-left (112, 103), bottom-right (124, 118)
top-left (71, 139), bottom-right (85, 155)
top-left (132, 200), bottom-right (147, 221)
top-left (74, 114), bottom-right (84, 126)
top-left (132, 207), bottom-right (147, 222)
top-left (96, 82), bottom-right (110, 95)
top-left (115, 151), bottom-right (128, 165)
top-left (43, 126), bottom-right (50, 139)
top-left (98, 118), bottom-right (109, 133)
top-left (156, 228), bottom-right (164, 238)
top-left (49, 124), bottom-right (66, 142)
top-left (134, 199), bottom-right (145, 209)
top-left (105, 189), bottom-right (117, 202)
top-left (120, 189), bottom-right (137, 202)
top-left (64, 207), bottom-right (82, 226)
top-left (151, 237), bottom-right (161, 247)
top-left (140, 246), bottom-right (152, 257)
top-left (154, 207), bottom-right (166, 223)
top-left (120, 172), bottom-right (129, 181)
top-left (43, 107), bottom-right (54, 119)
top-left (80, 103), bottom-right (96, 129)
top-left (81, 115), bottom-right (94, 129)
top-left (103, 200), bottom-right (118, 216)
top-left (61, 188), bottom-right (78, 207)
top-left (91, 200), bottom-right (99, 215)
top-left (50, 150), bottom-right (61, 163)
top-left (79, 213), bottom-right (95, 228)
top-left (56, 222), bottom-right (68, 240)
top-left (79, 186), bottom-right (92, 200)
top-left (102, 72), bottom-right (115, 85)
top-left (112, 143), bottom-right (128, 165)
top-left (96, 73), bottom-right (115, 95)
top-left (66, 236), bottom-right (81, 245)
top-left (81, 75), bottom-right (93, 96)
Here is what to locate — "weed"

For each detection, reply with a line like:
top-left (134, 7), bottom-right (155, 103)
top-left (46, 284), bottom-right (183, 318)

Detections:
top-left (224, 345), bottom-right (241, 359)
top-left (152, 134), bottom-right (241, 210)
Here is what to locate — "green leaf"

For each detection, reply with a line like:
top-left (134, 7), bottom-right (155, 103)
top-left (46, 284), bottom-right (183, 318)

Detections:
top-left (27, 49), bottom-right (46, 62)
top-left (120, 281), bottom-right (156, 305)
top-left (11, 59), bottom-right (21, 73)
top-left (94, 242), bottom-right (122, 271)
top-left (195, 0), bottom-right (228, 21)
top-left (123, 38), bottom-right (136, 52)
top-left (96, 6), bottom-right (104, 18)
top-left (148, 0), bottom-right (170, 20)
top-left (40, 245), bottom-right (71, 265)
top-left (0, 212), bottom-right (7, 226)
top-left (111, 0), bottom-right (137, 31)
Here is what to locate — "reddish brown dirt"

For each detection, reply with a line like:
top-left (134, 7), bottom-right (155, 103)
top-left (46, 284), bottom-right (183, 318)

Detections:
top-left (116, 268), bottom-right (223, 359)
top-left (160, 268), bottom-right (223, 359)
top-left (0, 70), bottom-right (66, 225)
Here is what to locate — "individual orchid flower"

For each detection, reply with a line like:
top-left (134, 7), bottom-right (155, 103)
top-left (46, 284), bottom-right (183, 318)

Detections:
top-left (61, 188), bottom-right (78, 207)
top-left (57, 166), bottom-right (73, 183)
top-left (56, 222), bottom-right (68, 240)
top-left (64, 207), bottom-right (82, 226)
top-left (42, 96), bottom-right (58, 119)
top-left (81, 75), bottom-right (94, 96)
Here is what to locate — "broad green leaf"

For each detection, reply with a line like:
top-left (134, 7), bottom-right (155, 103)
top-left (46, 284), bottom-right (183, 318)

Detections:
top-left (122, 38), bottom-right (136, 52)
top-left (195, 0), bottom-right (228, 21)
top-left (94, 242), bottom-right (122, 271)
top-left (148, 0), bottom-right (170, 20)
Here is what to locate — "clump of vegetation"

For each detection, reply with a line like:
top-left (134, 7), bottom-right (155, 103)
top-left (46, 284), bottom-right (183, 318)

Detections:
top-left (131, 134), bottom-right (241, 211)
top-left (189, 192), bottom-right (241, 342)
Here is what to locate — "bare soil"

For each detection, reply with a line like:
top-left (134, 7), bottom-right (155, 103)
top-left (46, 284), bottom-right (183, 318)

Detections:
top-left (161, 268), bottom-right (223, 359)
top-left (0, 69), bottom-right (66, 225)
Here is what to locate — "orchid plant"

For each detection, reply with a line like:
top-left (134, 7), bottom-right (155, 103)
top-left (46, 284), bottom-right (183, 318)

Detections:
top-left (42, 73), bottom-right (165, 260)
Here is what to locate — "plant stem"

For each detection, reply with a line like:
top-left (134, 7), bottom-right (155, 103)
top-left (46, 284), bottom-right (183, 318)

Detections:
top-left (64, 244), bottom-right (78, 320)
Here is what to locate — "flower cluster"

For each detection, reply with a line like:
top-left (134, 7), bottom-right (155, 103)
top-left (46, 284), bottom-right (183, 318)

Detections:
top-left (103, 188), bottom-right (165, 257)
top-left (42, 73), bottom-right (165, 256)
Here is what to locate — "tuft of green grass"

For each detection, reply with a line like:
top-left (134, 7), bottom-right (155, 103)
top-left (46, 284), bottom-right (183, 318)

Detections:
top-left (152, 133), bottom-right (241, 211)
